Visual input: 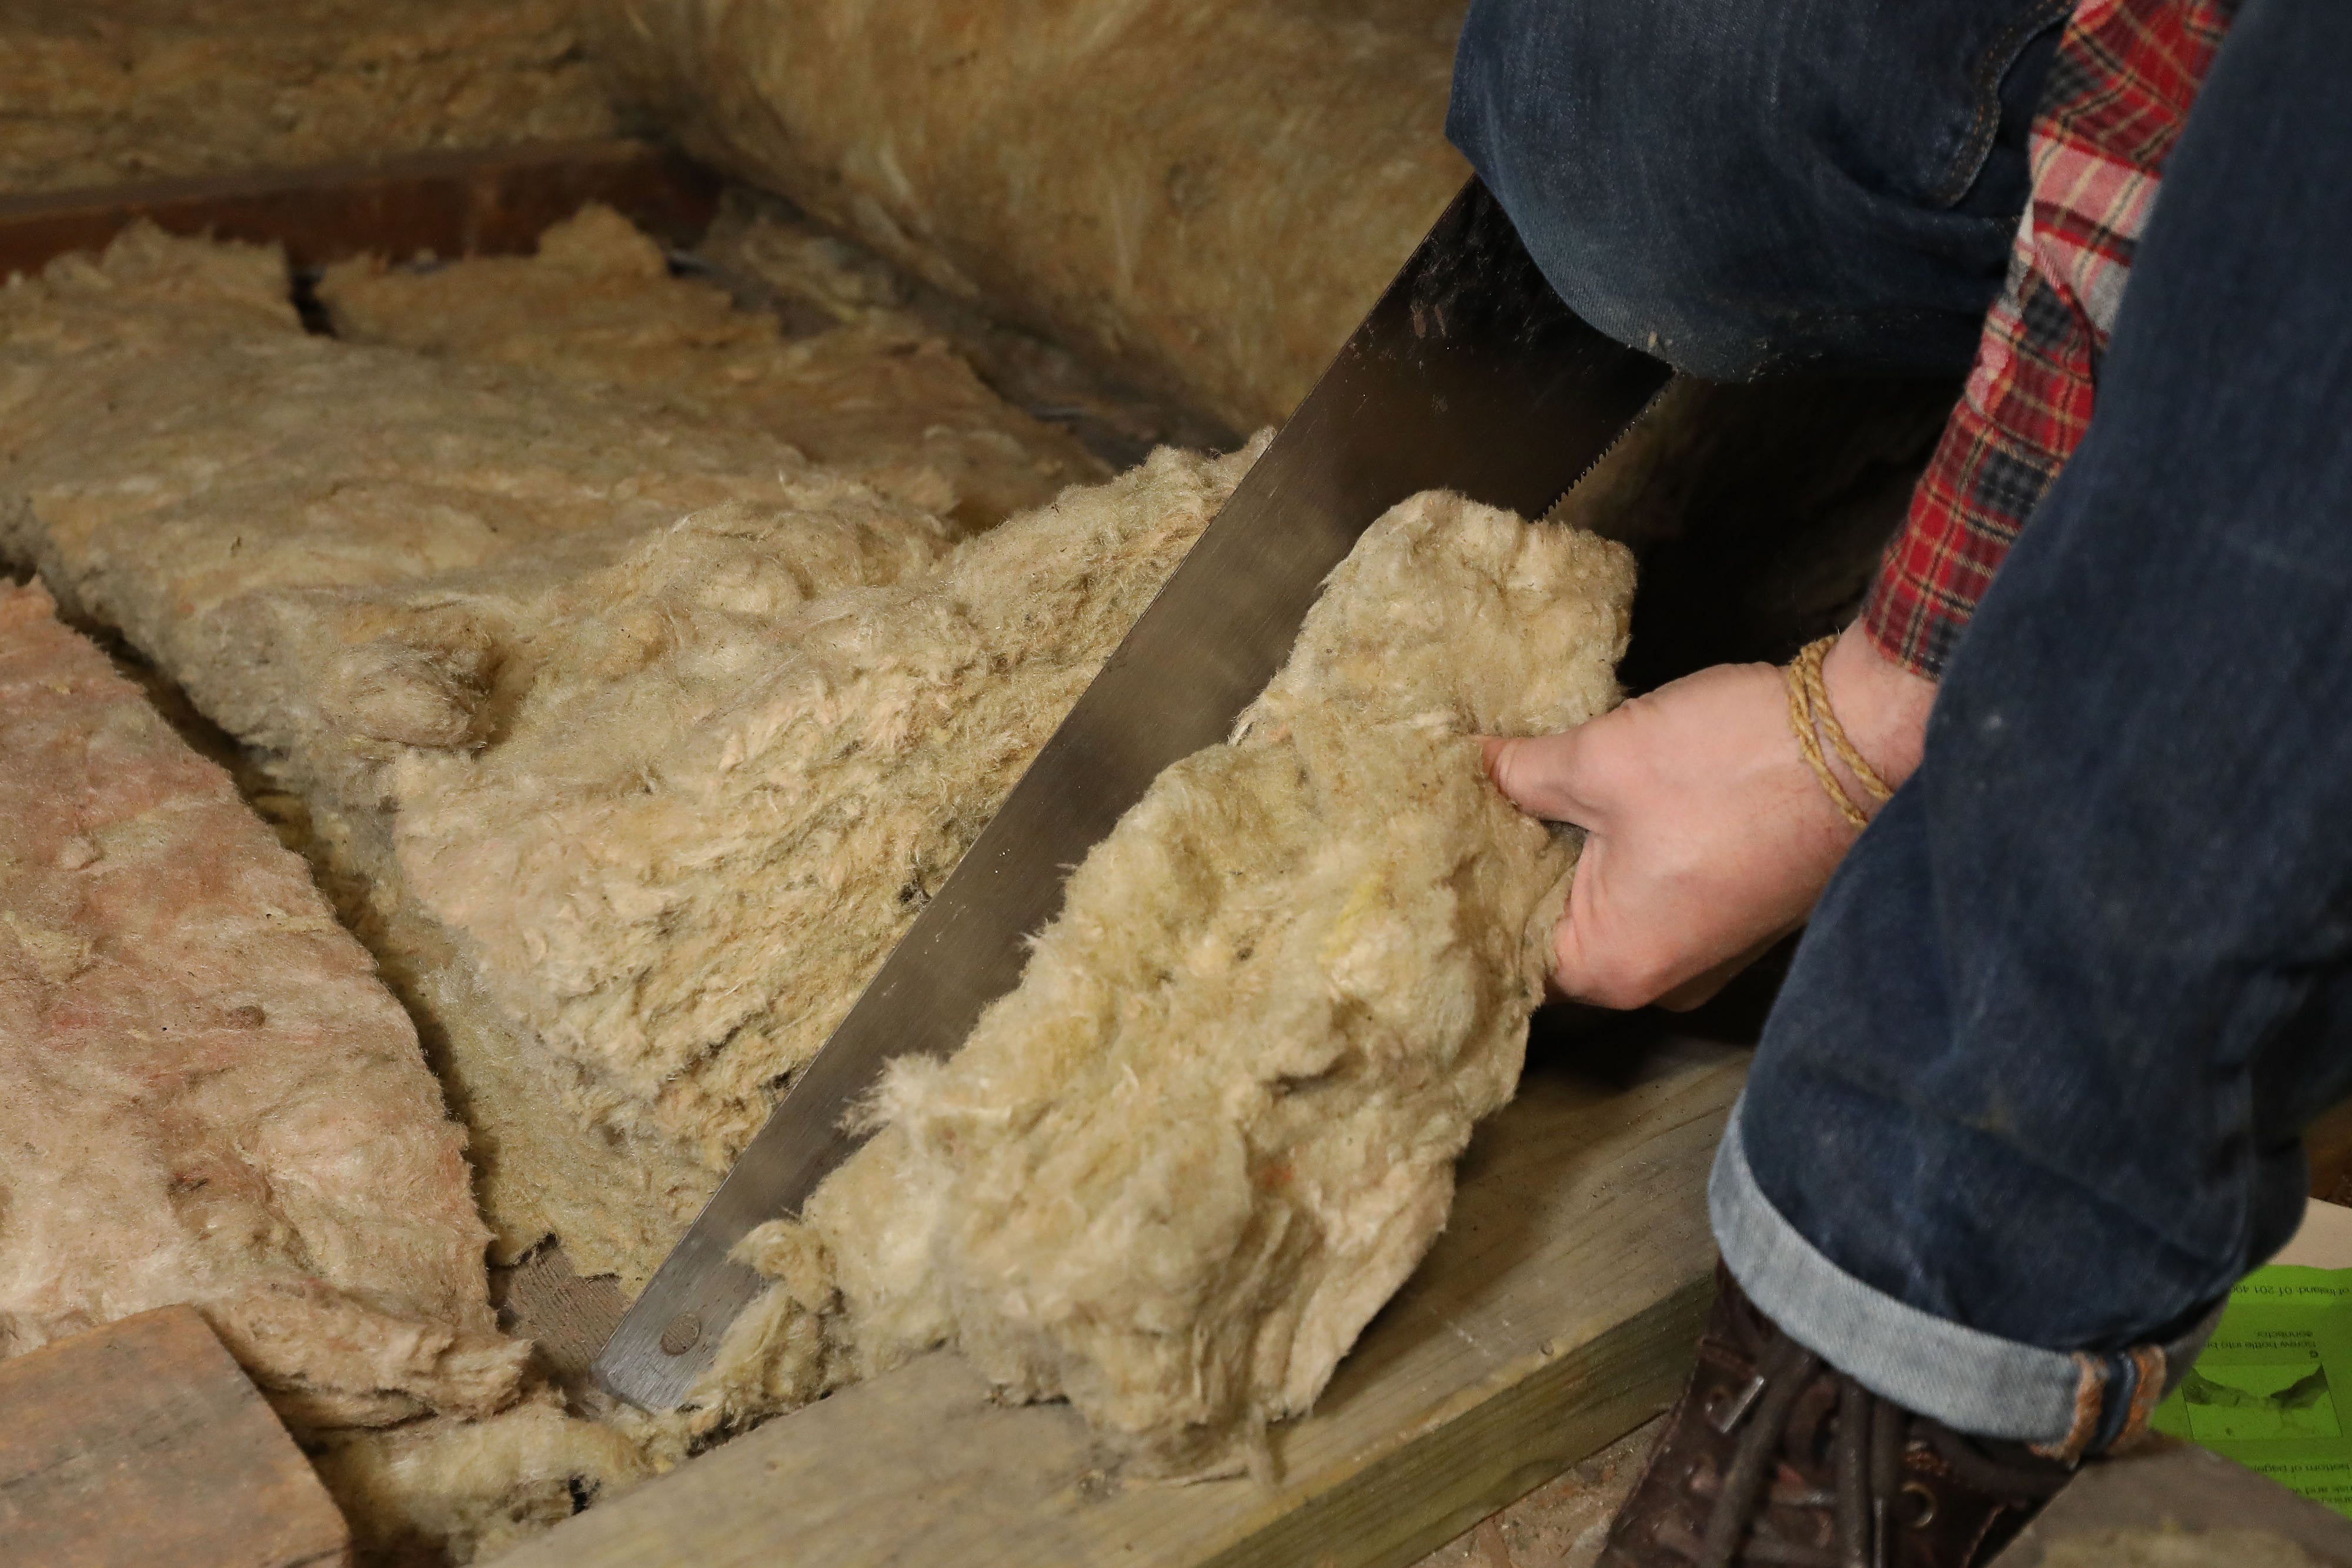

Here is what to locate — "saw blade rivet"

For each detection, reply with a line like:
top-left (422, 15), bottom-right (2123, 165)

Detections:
top-left (658, 1310), bottom-right (703, 1356)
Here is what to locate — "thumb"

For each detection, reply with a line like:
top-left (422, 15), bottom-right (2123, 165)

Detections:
top-left (1480, 730), bottom-right (1597, 827)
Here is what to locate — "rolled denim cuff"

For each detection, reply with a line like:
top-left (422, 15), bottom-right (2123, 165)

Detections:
top-left (1709, 1099), bottom-right (2219, 1457)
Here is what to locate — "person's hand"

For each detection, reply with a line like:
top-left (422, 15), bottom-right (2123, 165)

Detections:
top-left (1482, 623), bottom-right (1936, 1009)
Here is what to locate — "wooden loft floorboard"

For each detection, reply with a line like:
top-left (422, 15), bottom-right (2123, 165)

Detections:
top-left (0, 1305), bottom-right (352, 1568)
top-left (0, 139), bottom-right (721, 279)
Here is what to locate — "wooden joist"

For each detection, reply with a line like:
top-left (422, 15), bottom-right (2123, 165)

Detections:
top-left (507, 1034), bottom-right (1743, 1568)
top-left (0, 139), bottom-right (721, 279)
top-left (0, 1305), bottom-right (350, 1568)
top-left (1989, 1438), bottom-right (2352, 1566)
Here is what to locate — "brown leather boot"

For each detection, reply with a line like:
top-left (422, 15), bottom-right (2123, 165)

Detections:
top-left (1599, 1269), bottom-right (2074, 1567)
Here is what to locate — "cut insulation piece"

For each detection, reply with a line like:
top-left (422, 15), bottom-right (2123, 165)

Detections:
top-left (701, 490), bottom-right (1635, 1474)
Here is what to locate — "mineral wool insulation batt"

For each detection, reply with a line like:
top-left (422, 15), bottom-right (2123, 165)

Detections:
top-left (591, 0), bottom-right (1474, 430)
top-left (2, 0), bottom-right (618, 195)
top-left (697, 493), bottom-right (1633, 1473)
top-left (0, 199), bottom-right (1635, 1556)
top-left (0, 579), bottom-right (651, 1562)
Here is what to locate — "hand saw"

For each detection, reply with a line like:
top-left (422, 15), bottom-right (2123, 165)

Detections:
top-left (594, 178), bottom-right (1671, 1409)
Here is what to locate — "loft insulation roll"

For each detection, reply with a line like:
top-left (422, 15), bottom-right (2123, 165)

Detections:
top-left (591, 0), bottom-right (1472, 431)
top-left (0, 578), bottom-right (526, 1432)
top-left (0, 221), bottom-right (1250, 1288)
top-left (2, 0), bottom-right (618, 196)
top-left (696, 490), bottom-right (1635, 1473)
top-left (316, 206), bottom-right (1102, 533)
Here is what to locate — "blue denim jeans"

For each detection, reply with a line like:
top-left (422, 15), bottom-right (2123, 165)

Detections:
top-left (1455, 0), bottom-right (2352, 1449)
top-left (1448, 0), bottom-right (2064, 380)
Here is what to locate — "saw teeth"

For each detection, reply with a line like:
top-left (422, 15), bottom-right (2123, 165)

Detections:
top-left (1537, 375), bottom-right (1683, 524)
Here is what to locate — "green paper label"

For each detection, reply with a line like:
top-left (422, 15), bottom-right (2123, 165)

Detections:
top-left (2153, 1265), bottom-right (2352, 1517)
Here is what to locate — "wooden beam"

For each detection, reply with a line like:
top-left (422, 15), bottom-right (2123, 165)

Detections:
top-left (0, 1305), bottom-right (351, 1568)
top-left (1989, 1437), bottom-right (2352, 1566)
top-left (2308, 1096), bottom-right (2352, 1203)
top-left (506, 1034), bottom-right (1743, 1568)
top-left (0, 139), bottom-right (722, 279)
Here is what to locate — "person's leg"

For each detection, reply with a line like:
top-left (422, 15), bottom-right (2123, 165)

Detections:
top-left (1722, 0), bottom-right (2352, 1450)
top-left (1446, 0), bottom-right (2064, 380)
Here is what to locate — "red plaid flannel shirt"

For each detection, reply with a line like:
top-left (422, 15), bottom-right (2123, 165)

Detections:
top-left (1860, 0), bottom-right (2240, 677)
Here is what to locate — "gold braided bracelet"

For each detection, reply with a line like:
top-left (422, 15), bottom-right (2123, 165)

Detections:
top-left (1783, 635), bottom-right (1893, 831)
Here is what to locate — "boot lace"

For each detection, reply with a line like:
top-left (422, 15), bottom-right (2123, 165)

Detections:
top-left (1655, 1291), bottom-right (2070, 1567)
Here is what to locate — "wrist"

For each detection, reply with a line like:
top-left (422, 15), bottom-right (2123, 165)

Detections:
top-left (1819, 622), bottom-right (1937, 795)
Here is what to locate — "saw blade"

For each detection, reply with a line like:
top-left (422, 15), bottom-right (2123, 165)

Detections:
top-left (593, 179), bottom-right (1671, 1410)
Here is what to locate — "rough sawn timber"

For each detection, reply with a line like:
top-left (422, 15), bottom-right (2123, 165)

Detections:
top-left (509, 1033), bottom-right (1742, 1568)
top-left (0, 139), bottom-right (720, 279)
top-left (0, 1305), bottom-right (352, 1568)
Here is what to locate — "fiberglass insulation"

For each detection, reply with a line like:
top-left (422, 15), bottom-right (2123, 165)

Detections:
top-left (697, 490), bottom-right (1635, 1473)
top-left (317, 206), bottom-right (1102, 533)
top-left (0, 220), bottom-right (1110, 1286)
top-left (0, 582), bottom-right (654, 1563)
top-left (0, 578), bottom-right (522, 1432)
top-left (0, 220), bottom-right (1240, 1559)
top-left (590, 0), bottom-right (1472, 431)
top-left (1, 213), bottom-right (1639, 1525)
top-left (389, 438), bottom-right (1262, 1286)
top-left (1, 0), bottom-right (619, 196)
top-left (0, 221), bottom-right (1244, 1292)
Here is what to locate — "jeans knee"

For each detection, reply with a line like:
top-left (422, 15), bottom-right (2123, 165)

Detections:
top-left (1446, 0), bottom-right (1777, 376)
top-left (1448, 0), bottom-right (2059, 379)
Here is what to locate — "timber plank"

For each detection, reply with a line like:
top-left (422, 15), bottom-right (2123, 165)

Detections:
top-left (510, 1034), bottom-right (1743, 1568)
top-left (0, 1304), bottom-right (350, 1568)
top-left (1989, 1437), bottom-right (2352, 1565)
top-left (0, 139), bottom-right (721, 279)
top-left (2307, 1097), bottom-right (2352, 1203)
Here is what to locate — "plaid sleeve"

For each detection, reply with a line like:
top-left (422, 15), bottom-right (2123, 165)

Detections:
top-left (1862, 0), bottom-right (2238, 678)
